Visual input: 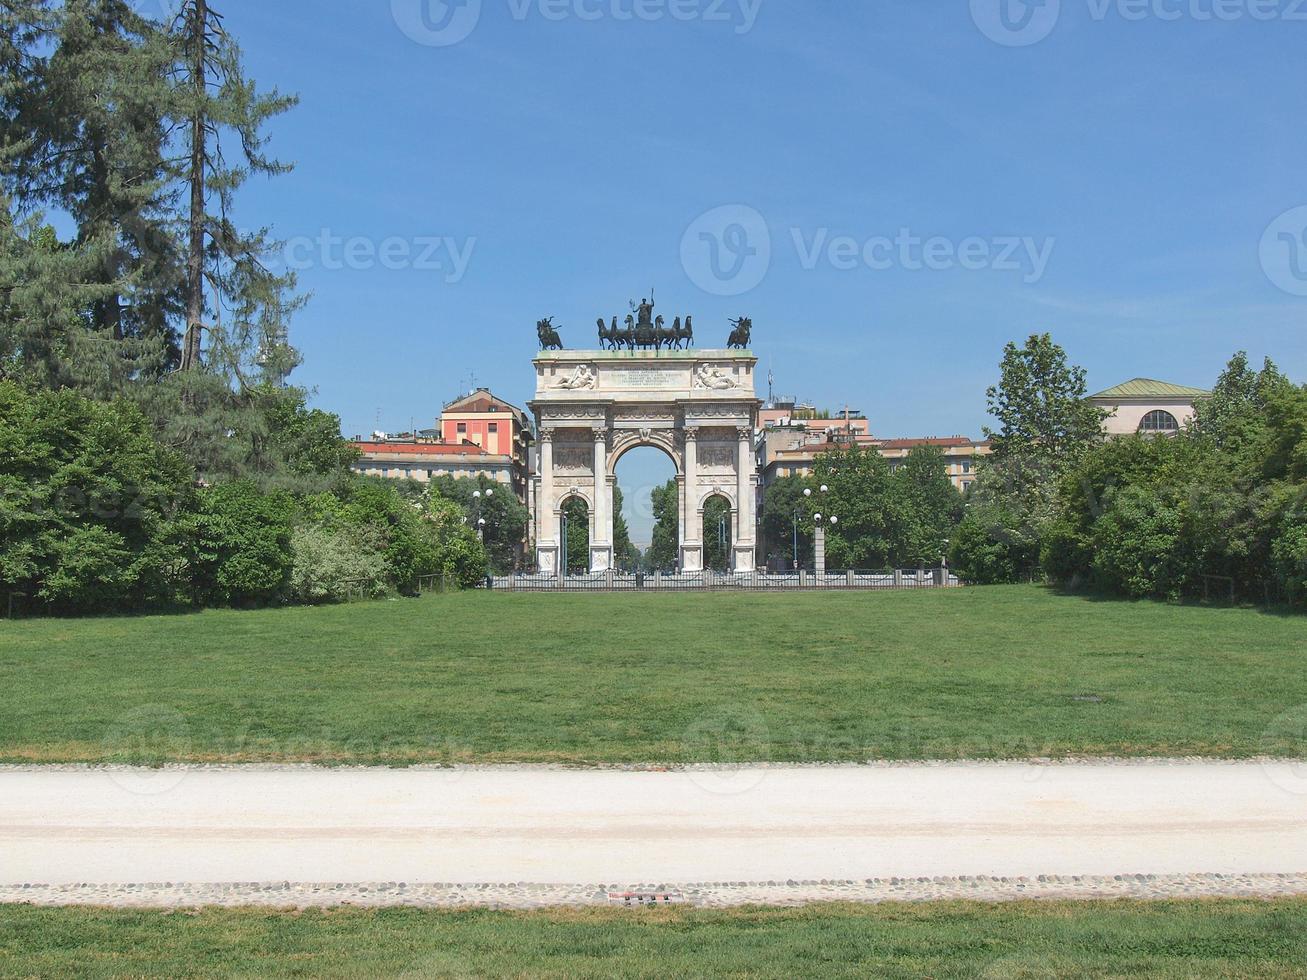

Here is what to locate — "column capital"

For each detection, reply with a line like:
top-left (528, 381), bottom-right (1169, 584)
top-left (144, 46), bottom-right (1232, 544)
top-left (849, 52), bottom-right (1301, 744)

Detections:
top-left (683, 427), bottom-right (699, 443)
top-left (538, 427), bottom-right (555, 443)
top-left (592, 428), bottom-right (608, 443)
top-left (736, 426), bottom-right (753, 441)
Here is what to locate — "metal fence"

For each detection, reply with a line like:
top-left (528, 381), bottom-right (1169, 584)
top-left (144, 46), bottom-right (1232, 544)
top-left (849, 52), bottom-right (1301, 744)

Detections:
top-left (488, 569), bottom-right (962, 592)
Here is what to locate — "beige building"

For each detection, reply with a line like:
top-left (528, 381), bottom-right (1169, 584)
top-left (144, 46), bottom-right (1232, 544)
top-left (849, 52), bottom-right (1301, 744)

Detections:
top-left (1088, 378), bottom-right (1210, 436)
top-left (757, 426), bottom-right (990, 494)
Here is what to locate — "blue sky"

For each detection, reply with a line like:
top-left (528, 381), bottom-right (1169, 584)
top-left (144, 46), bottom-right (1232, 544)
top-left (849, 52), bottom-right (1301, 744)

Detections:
top-left (220, 0), bottom-right (1305, 542)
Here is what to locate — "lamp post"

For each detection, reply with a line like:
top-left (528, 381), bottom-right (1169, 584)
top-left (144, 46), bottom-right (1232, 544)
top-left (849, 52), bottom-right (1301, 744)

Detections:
top-left (560, 511), bottom-right (568, 578)
top-left (792, 508), bottom-right (800, 571)
top-left (471, 488), bottom-right (494, 545)
top-left (804, 484), bottom-right (838, 577)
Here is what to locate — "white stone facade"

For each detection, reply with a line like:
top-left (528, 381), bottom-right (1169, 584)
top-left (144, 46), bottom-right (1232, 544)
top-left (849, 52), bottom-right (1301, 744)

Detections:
top-left (530, 350), bottom-right (761, 574)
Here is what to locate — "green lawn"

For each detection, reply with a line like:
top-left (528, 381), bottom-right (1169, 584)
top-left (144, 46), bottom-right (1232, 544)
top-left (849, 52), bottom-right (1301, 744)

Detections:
top-left (1, 900), bottom-right (1304, 978)
top-left (1, 586), bottom-right (1305, 765)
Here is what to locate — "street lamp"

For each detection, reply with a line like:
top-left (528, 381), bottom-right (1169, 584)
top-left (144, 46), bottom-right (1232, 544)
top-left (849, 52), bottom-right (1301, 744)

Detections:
top-left (806, 483), bottom-right (838, 577)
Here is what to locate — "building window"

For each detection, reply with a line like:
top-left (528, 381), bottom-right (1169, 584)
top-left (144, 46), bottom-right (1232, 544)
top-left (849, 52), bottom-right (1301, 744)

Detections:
top-left (457, 423), bottom-right (467, 436)
top-left (962, 461), bottom-right (971, 474)
top-left (1139, 410), bottom-right (1180, 433)
top-left (488, 423), bottom-right (499, 434)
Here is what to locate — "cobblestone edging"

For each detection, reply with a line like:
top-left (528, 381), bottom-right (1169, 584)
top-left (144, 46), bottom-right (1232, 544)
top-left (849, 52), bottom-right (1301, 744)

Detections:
top-left (4, 874), bottom-right (1307, 909)
top-left (1, 757), bottom-right (1301, 774)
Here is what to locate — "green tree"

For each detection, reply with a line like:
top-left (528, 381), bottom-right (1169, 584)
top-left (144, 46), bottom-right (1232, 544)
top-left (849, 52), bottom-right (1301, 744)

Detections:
top-left (428, 475), bottom-right (529, 574)
top-left (4, 0), bottom-right (180, 378)
top-left (984, 333), bottom-right (1106, 501)
top-left (894, 445), bottom-right (963, 566)
top-left (0, 381), bottom-right (195, 612)
top-left (647, 478), bottom-right (679, 570)
top-left (423, 490), bottom-right (488, 589)
top-left (612, 484), bottom-right (639, 570)
top-left (561, 497), bottom-right (590, 574)
top-left (184, 480), bottom-right (294, 607)
top-left (760, 474), bottom-right (814, 569)
top-left (288, 521), bottom-right (388, 604)
top-left (814, 445), bottom-right (901, 569)
top-left (702, 495), bottom-right (731, 572)
top-left (171, 0), bottom-right (300, 379)
top-left (1190, 352), bottom-right (1291, 463)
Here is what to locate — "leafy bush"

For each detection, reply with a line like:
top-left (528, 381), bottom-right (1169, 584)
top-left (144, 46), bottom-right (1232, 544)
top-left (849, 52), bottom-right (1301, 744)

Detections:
top-left (0, 382), bottom-right (195, 613)
top-left (289, 523), bottom-right (389, 604)
top-left (186, 481), bottom-right (295, 607)
top-left (951, 504), bottom-right (1038, 585)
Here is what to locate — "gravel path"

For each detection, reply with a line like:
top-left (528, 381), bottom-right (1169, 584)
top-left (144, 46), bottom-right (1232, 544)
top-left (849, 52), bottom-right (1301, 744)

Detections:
top-left (4, 761), bottom-right (1307, 909)
top-left (5, 874), bottom-right (1307, 909)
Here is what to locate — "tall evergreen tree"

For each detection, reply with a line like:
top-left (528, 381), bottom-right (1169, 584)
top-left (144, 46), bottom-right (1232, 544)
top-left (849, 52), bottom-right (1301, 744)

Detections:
top-left (169, 0), bottom-right (300, 383)
top-left (4, 0), bottom-right (179, 381)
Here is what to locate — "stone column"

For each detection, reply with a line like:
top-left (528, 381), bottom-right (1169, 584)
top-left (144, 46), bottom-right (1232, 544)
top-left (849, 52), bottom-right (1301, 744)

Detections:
top-left (590, 428), bottom-right (612, 573)
top-left (535, 428), bottom-right (557, 575)
top-left (815, 524), bottom-right (827, 577)
top-left (734, 425), bottom-right (756, 572)
top-left (680, 428), bottom-right (703, 573)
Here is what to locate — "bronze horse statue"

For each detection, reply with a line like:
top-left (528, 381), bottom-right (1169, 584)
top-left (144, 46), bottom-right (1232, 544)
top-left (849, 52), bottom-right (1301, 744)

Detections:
top-left (592, 301), bottom-right (696, 350)
top-left (597, 316), bottom-right (624, 350)
top-left (726, 316), bottom-right (752, 349)
top-left (678, 315), bottom-right (694, 349)
top-left (537, 317), bottom-right (564, 350)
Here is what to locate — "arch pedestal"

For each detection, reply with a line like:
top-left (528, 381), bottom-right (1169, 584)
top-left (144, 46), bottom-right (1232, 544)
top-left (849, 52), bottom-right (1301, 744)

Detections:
top-left (530, 350), bottom-right (760, 574)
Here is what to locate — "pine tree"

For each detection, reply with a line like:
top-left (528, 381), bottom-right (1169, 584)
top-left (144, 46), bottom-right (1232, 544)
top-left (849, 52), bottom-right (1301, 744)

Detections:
top-left (169, 0), bottom-right (300, 383)
top-left (4, 0), bottom-right (179, 380)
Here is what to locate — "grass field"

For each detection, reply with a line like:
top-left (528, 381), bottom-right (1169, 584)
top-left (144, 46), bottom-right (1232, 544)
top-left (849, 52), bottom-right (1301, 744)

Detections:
top-left (1, 585), bottom-right (1305, 765)
top-left (1, 900), bottom-right (1304, 978)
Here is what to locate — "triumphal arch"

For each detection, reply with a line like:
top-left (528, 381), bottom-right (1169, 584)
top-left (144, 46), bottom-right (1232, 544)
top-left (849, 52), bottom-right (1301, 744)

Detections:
top-left (529, 302), bottom-right (761, 574)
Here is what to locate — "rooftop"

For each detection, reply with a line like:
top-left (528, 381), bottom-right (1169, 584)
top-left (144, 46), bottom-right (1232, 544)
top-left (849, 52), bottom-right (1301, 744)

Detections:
top-left (1090, 378), bottom-right (1211, 399)
top-left (355, 441), bottom-right (502, 458)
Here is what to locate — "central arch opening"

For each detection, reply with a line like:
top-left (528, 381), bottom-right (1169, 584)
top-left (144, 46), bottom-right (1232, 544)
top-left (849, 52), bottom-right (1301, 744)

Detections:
top-left (612, 444), bottom-right (677, 573)
top-left (559, 495), bottom-right (590, 576)
top-left (702, 493), bottom-right (733, 572)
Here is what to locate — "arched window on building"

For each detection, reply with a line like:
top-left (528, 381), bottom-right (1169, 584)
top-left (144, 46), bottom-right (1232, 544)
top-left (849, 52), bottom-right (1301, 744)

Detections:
top-left (1138, 410), bottom-right (1180, 433)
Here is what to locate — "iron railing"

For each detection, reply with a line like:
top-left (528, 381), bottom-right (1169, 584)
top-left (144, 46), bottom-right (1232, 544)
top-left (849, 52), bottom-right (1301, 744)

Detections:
top-left (487, 569), bottom-right (962, 592)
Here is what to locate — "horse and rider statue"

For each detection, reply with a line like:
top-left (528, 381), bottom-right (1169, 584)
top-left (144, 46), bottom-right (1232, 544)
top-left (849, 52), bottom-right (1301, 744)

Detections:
top-left (536, 317), bottom-right (564, 350)
top-left (726, 316), bottom-right (752, 349)
top-left (539, 299), bottom-right (753, 351)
